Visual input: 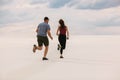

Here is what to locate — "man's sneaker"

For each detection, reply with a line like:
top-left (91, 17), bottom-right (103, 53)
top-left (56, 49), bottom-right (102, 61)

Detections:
top-left (42, 57), bottom-right (48, 60)
top-left (60, 56), bottom-right (64, 59)
top-left (57, 44), bottom-right (61, 50)
top-left (33, 44), bottom-right (37, 53)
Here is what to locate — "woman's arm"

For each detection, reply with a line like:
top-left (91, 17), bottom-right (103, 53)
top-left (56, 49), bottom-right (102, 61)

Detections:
top-left (66, 27), bottom-right (69, 39)
top-left (56, 27), bottom-right (60, 36)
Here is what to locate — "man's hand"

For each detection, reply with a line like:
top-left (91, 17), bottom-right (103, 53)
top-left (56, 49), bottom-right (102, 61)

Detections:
top-left (47, 30), bottom-right (53, 40)
top-left (36, 28), bottom-right (38, 33)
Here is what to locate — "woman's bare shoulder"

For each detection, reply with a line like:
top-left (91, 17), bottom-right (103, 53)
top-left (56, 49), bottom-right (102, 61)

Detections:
top-left (65, 26), bottom-right (68, 29)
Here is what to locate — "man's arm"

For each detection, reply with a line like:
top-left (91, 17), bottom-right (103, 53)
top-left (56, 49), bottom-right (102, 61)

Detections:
top-left (36, 28), bottom-right (38, 33)
top-left (47, 30), bottom-right (53, 40)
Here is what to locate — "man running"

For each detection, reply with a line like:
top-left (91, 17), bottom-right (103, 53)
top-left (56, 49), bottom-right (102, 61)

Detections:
top-left (33, 17), bottom-right (53, 60)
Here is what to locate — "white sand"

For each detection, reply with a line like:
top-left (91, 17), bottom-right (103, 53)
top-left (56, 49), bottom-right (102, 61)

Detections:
top-left (0, 26), bottom-right (120, 80)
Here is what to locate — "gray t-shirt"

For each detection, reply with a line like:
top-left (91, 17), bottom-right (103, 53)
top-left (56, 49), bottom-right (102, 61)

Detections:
top-left (37, 22), bottom-right (50, 36)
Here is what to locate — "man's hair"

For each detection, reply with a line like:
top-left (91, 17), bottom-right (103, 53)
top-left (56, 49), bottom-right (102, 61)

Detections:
top-left (44, 17), bottom-right (49, 21)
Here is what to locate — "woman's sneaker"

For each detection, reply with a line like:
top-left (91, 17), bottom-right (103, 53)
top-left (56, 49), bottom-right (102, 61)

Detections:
top-left (60, 56), bottom-right (64, 59)
top-left (42, 57), bottom-right (48, 60)
top-left (33, 44), bottom-right (37, 53)
top-left (57, 44), bottom-right (61, 50)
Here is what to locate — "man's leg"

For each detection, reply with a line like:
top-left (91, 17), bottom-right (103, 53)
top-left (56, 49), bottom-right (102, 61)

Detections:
top-left (44, 46), bottom-right (48, 58)
top-left (33, 36), bottom-right (43, 53)
top-left (37, 46), bottom-right (42, 50)
top-left (42, 37), bottom-right (49, 60)
top-left (33, 45), bottom-right (42, 53)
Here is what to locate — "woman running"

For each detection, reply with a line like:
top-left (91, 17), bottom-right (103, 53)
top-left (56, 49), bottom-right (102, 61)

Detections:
top-left (56, 19), bottom-right (69, 58)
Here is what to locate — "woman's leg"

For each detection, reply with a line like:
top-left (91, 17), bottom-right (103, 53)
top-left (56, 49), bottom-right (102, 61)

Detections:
top-left (60, 37), bottom-right (66, 54)
top-left (59, 35), bottom-right (66, 58)
top-left (59, 35), bottom-right (63, 54)
top-left (60, 47), bottom-right (63, 54)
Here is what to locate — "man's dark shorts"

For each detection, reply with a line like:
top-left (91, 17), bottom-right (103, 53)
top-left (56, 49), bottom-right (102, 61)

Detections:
top-left (37, 36), bottom-right (49, 47)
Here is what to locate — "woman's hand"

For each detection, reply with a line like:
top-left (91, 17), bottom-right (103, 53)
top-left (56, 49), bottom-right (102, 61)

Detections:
top-left (66, 36), bottom-right (69, 40)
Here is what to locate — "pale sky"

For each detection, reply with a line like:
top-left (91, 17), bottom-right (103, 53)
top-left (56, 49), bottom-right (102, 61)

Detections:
top-left (0, 0), bottom-right (120, 35)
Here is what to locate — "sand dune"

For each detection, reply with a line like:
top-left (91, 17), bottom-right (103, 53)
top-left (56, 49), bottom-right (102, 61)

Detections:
top-left (0, 26), bottom-right (120, 80)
